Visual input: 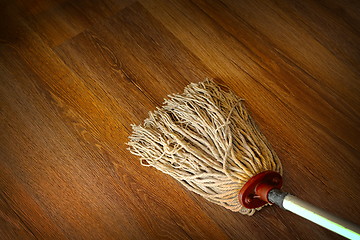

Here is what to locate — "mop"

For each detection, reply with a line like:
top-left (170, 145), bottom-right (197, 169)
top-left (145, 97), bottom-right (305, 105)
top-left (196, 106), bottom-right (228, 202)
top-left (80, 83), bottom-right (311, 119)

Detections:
top-left (127, 79), bottom-right (360, 239)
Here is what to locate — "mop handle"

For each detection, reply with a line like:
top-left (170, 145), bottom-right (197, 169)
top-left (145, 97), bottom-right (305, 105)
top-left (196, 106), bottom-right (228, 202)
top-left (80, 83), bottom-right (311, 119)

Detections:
top-left (268, 189), bottom-right (360, 240)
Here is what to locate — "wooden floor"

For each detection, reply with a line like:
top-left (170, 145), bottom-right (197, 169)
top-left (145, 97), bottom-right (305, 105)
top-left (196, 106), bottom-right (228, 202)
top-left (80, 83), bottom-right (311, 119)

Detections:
top-left (1, 0), bottom-right (359, 239)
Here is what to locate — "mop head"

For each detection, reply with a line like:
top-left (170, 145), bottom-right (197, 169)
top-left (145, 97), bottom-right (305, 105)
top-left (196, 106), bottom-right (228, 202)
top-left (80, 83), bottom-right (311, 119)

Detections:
top-left (127, 79), bottom-right (282, 215)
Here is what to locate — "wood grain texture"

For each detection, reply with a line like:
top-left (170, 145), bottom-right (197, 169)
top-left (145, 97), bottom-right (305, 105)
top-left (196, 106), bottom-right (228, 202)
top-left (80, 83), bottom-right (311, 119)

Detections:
top-left (1, 0), bottom-right (359, 239)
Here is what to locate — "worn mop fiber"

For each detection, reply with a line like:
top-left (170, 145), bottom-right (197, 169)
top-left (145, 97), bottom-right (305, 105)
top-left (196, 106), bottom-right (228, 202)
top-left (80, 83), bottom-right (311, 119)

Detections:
top-left (127, 79), bottom-right (282, 215)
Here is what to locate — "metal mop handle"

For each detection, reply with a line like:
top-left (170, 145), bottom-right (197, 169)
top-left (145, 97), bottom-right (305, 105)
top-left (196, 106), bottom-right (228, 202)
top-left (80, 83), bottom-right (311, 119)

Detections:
top-left (238, 171), bottom-right (360, 240)
top-left (268, 189), bottom-right (360, 240)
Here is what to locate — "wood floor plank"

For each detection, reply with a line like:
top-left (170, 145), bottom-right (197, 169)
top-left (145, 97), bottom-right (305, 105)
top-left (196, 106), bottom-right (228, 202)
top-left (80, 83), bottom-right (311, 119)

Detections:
top-left (0, 45), bottom-right (141, 239)
top-left (1, 0), bottom-right (359, 239)
top-left (317, 0), bottom-right (360, 30)
top-left (54, 2), bottom-right (213, 107)
top-left (0, 161), bottom-right (66, 239)
top-left (266, 0), bottom-right (360, 70)
top-left (220, 0), bottom-right (360, 109)
top-left (28, 0), bottom-right (137, 47)
top-left (5, 0), bottom-right (68, 16)
top-left (0, 11), bottom-right (152, 238)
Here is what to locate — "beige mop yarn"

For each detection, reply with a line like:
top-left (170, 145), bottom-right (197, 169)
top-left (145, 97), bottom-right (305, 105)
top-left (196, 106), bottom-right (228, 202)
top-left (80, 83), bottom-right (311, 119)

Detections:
top-left (127, 79), bottom-right (282, 215)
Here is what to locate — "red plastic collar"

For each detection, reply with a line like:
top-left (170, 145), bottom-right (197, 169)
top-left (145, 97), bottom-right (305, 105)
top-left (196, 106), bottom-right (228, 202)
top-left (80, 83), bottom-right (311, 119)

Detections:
top-left (238, 171), bottom-right (282, 209)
